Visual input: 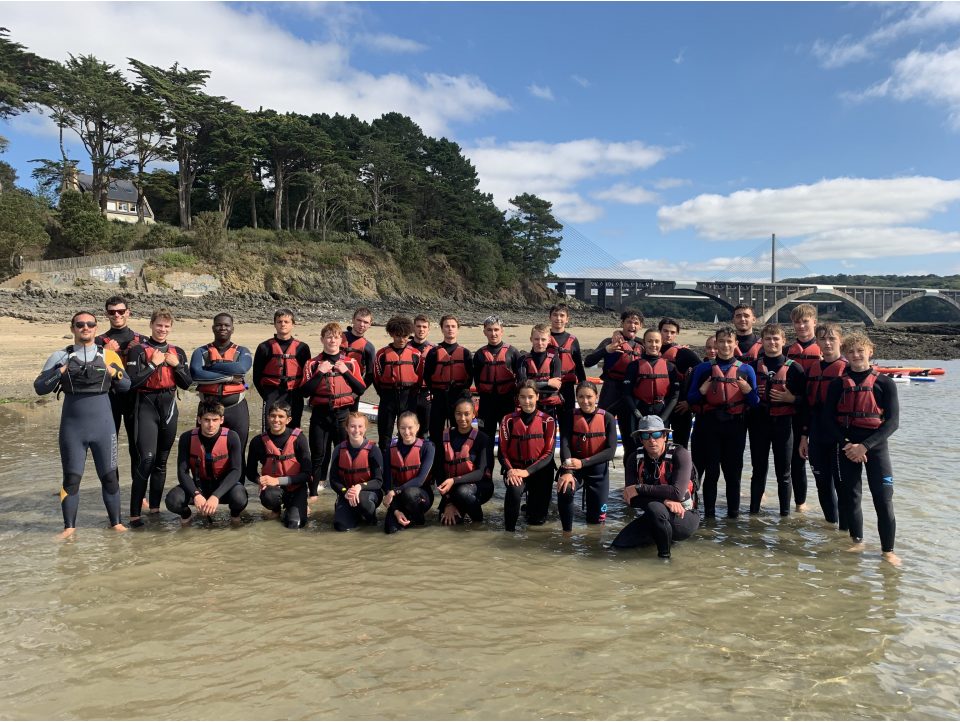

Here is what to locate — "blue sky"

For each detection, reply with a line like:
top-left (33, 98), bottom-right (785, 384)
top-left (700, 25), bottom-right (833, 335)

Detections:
top-left (4, 1), bottom-right (960, 280)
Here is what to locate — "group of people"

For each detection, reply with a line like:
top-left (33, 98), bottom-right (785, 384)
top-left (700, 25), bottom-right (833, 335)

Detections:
top-left (34, 295), bottom-right (900, 564)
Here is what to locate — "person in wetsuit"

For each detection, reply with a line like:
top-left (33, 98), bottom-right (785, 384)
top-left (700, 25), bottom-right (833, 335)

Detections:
top-left (657, 317), bottom-right (701, 448)
top-left (423, 314), bottom-right (473, 452)
top-left (611, 415), bottom-right (700, 558)
top-left (246, 400), bottom-right (312, 529)
top-left (499, 381), bottom-right (558, 532)
top-left (35, 311), bottom-right (130, 538)
top-left (547, 303), bottom-right (587, 437)
top-left (622, 327), bottom-right (680, 440)
top-left (329, 412), bottom-right (384, 531)
top-left (341, 307), bottom-right (376, 412)
top-left (690, 336), bottom-right (719, 483)
top-left (190, 313), bottom-right (253, 467)
top-left (125, 308), bottom-right (192, 527)
top-left (518, 324), bottom-right (563, 420)
top-left (556, 381), bottom-right (618, 531)
top-left (408, 314), bottom-right (434, 438)
top-left (373, 316), bottom-right (424, 455)
top-left (786, 303), bottom-right (822, 513)
top-left (382, 411), bottom-right (436, 534)
top-left (167, 400), bottom-right (248, 525)
top-left (824, 332), bottom-right (901, 566)
top-left (253, 309), bottom-right (311, 432)
top-left (473, 315), bottom-right (523, 476)
top-left (436, 396), bottom-right (491, 525)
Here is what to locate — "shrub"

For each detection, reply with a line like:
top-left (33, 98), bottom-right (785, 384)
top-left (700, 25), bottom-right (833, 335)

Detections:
top-left (191, 211), bottom-right (227, 260)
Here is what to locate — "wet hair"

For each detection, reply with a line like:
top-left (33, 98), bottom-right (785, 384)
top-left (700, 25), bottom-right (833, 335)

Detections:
top-left (621, 308), bottom-right (644, 323)
top-left (266, 400), bottom-right (293, 416)
top-left (274, 308), bottom-right (296, 323)
top-left (213, 312), bottom-right (233, 324)
top-left (791, 304), bottom-right (817, 322)
top-left (715, 325), bottom-right (737, 341)
top-left (321, 321), bottom-right (342, 338)
top-left (576, 380), bottom-right (599, 397)
top-left (440, 314), bottom-right (459, 327)
top-left (104, 295), bottom-right (129, 310)
top-left (643, 327), bottom-right (662, 340)
top-left (816, 322), bottom-right (844, 340)
top-left (397, 410), bottom-right (419, 426)
top-left (413, 314), bottom-right (430, 325)
top-left (385, 316), bottom-right (414, 337)
top-left (658, 317), bottom-right (681, 333)
top-left (549, 303), bottom-right (570, 316)
top-left (71, 310), bottom-right (97, 325)
top-left (453, 396), bottom-right (476, 414)
top-left (352, 306), bottom-right (373, 321)
top-left (732, 304), bottom-right (755, 317)
top-left (530, 323), bottom-right (550, 336)
top-left (841, 332), bottom-right (875, 355)
top-left (197, 399), bottom-right (225, 418)
top-left (482, 314), bottom-right (503, 328)
top-left (516, 379), bottom-right (540, 398)
top-left (150, 307), bottom-right (174, 325)
top-left (760, 323), bottom-right (786, 339)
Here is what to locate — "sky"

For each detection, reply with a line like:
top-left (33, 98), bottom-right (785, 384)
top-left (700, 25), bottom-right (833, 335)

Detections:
top-left (4, 1), bottom-right (960, 282)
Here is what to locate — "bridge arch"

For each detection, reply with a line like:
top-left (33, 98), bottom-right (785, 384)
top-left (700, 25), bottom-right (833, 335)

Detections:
top-left (683, 290), bottom-right (736, 316)
top-left (760, 287), bottom-right (879, 326)
top-left (882, 292), bottom-right (960, 322)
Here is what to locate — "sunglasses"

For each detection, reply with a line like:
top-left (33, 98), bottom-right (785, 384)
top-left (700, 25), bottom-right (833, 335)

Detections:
top-left (106, 309), bottom-right (128, 316)
top-left (73, 321), bottom-right (97, 329)
top-left (638, 430), bottom-right (667, 441)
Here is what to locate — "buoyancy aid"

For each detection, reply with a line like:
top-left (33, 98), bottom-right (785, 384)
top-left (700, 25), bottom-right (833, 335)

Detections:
top-left (443, 427), bottom-right (478, 478)
top-left (524, 352), bottom-right (562, 407)
top-left (756, 357), bottom-right (796, 417)
top-left (261, 338), bottom-right (303, 390)
top-left (835, 369), bottom-right (884, 430)
top-left (409, 340), bottom-right (434, 388)
top-left (787, 339), bottom-right (822, 374)
top-left (603, 340), bottom-right (642, 381)
top-left (806, 358), bottom-right (848, 408)
top-left (548, 333), bottom-right (579, 383)
top-left (188, 428), bottom-right (231, 483)
top-left (260, 429), bottom-right (302, 486)
top-left (96, 330), bottom-right (144, 364)
top-left (389, 438), bottom-right (425, 486)
top-left (138, 342), bottom-right (181, 392)
top-left (502, 411), bottom-right (553, 468)
top-left (734, 339), bottom-right (763, 365)
top-left (476, 345), bottom-right (517, 395)
top-left (196, 343), bottom-right (246, 397)
top-left (341, 333), bottom-right (370, 375)
top-left (660, 344), bottom-right (687, 364)
top-left (429, 345), bottom-right (470, 390)
top-left (376, 345), bottom-right (421, 389)
top-left (702, 359), bottom-right (747, 416)
top-left (570, 409), bottom-right (609, 459)
top-left (60, 344), bottom-right (114, 395)
top-left (631, 357), bottom-right (671, 405)
top-left (336, 440), bottom-right (376, 487)
top-left (636, 443), bottom-right (698, 510)
top-left (307, 354), bottom-right (359, 408)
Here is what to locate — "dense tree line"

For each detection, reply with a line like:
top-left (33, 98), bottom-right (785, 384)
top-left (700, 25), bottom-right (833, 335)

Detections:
top-left (0, 28), bottom-right (561, 285)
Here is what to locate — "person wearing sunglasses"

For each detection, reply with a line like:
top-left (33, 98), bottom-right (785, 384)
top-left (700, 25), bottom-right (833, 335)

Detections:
top-left (34, 311), bottom-right (131, 538)
top-left (611, 416), bottom-right (700, 558)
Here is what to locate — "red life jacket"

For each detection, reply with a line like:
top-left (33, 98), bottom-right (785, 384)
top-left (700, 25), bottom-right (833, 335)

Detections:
top-left (548, 333), bottom-right (579, 383)
top-left (188, 428), bottom-right (231, 483)
top-left (787, 339), bottom-right (822, 374)
top-left (636, 443), bottom-right (697, 509)
top-left (340, 333), bottom-right (370, 376)
top-left (603, 340), bottom-right (642, 381)
top-left (660, 344), bottom-right (687, 364)
top-left (336, 440), bottom-right (375, 487)
top-left (307, 354), bottom-right (359, 409)
top-left (389, 438), bottom-right (425, 486)
top-left (443, 427), bottom-right (478, 478)
top-left (138, 343), bottom-right (181, 392)
top-left (570, 409), bottom-right (609, 459)
top-left (835, 369), bottom-right (884, 430)
top-left (501, 411), bottom-right (553, 468)
top-left (196, 344), bottom-right (246, 397)
top-left (96, 331), bottom-right (145, 364)
top-left (409, 340), bottom-right (435, 388)
top-left (524, 352), bottom-right (563, 408)
top-left (261, 338), bottom-right (303, 390)
top-left (756, 357), bottom-right (796, 417)
top-left (429, 345), bottom-right (471, 390)
top-left (631, 357), bottom-right (671, 405)
top-left (806, 358), bottom-right (848, 408)
top-left (376, 345), bottom-right (421, 389)
top-left (734, 340), bottom-right (763, 365)
top-left (703, 359), bottom-right (747, 416)
top-left (261, 429), bottom-right (302, 487)
top-left (476, 345), bottom-right (517, 395)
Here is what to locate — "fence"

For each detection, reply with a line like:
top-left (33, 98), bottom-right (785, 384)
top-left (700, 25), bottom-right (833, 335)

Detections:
top-left (20, 246), bottom-right (192, 274)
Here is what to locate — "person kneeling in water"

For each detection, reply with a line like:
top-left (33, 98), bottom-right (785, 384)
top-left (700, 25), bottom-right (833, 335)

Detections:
top-left (246, 401), bottom-right (312, 529)
top-left (436, 397), bottom-right (491, 525)
top-left (612, 416), bottom-right (700, 558)
top-left (330, 412), bottom-right (384, 531)
top-left (383, 411), bottom-right (436, 534)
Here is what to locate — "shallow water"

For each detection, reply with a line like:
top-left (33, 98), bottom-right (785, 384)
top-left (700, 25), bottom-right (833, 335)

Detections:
top-left (1, 360), bottom-right (958, 719)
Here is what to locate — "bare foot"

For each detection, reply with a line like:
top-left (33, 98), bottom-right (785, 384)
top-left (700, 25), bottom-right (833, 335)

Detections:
top-left (230, 516), bottom-right (242, 526)
top-left (882, 551), bottom-right (902, 567)
top-left (111, 523), bottom-right (127, 533)
top-left (308, 495), bottom-right (320, 505)
top-left (846, 541), bottom-right (866, 553)
top-left (142, 499), bottom-right (150, 510)
top-left (795, 503), bottom-right (809, 513)
top-left (148, 508), bottom-right (160, 514)
top-left (562, 530), bottom-right (573, 538)
top-left (56, 527), bottom-right (76, 540)
top-left (180, 515), bottom-right (193, 527)
top-left (263, 510), bottom-right (280, 520)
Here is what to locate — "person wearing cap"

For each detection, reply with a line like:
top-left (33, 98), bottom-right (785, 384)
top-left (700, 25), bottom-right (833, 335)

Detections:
top-left (611, 416), bottom-right (700, 558)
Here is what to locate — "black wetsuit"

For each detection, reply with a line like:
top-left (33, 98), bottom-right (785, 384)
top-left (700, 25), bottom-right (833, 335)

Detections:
top-left (95, 326), bottom-right (143, 473)
top-left (423, 342), bottom-right (473, 451)
top-left (787, 337), bottom-right (821, 506)
top-left (549, 330), bottom-right (587, 437)
top-left (748, 354), bottom-right (807, 515)
top-left (622, 353), bottom-right (680, 443)
top-left (473, 343), bottom-right (523, 476)
top-left (824, 370), bottom-right (899, 552)
top-left (245, 427), bottom-right (312, 529)
top-left (167, 428), bottom-right (248, 519)
top-left (383, 439), bottom-right (436, 533)
top-left (190, 342), bottom-right (253, 468)
top-left (252, 336), bottom-right (312, 431)
top-left (329, 442), bottom-right (384, 531)
top-left (407, 339), bottom-right (434, 438)
top-left (557, 409), bottom-right (617, 530)
top-left (661, 343), bottom-right (701, 448)
top-left (499, 411), bottom-right (557, 532)
top-left (584, 335), bottom-right (642, 458)
top-left (341, 328), bottom-right (376, 413)
top-left (126, 339), bottom-right (192, 519)
top-left (373, 344), bottom-right (424, 454)
top-left (805, 358), bottom-right (847, 525)
top-left (437, 428), bottom-right (492, 523)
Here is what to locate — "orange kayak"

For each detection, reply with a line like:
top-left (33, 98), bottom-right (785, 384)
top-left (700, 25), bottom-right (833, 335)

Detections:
top-left (874, 367), bottom-right (945, 376)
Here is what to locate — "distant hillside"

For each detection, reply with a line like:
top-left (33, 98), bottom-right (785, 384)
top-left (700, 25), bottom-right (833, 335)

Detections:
top-left (782, 273), bottom-right (960, 290)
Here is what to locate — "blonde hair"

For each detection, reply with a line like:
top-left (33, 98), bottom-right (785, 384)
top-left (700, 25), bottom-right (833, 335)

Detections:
top-left (150, 307), bottom-right (174, 324)
top-left (790, 304), bottom-right (817, 322)
top-left (321, 321), bottom-right (343, 338)
top-left (840, 331), bottom-right (875, 355)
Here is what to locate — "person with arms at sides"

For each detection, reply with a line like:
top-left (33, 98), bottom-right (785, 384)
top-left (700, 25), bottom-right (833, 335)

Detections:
top-left (125, 308), bottom-right (191, 527)
top-left (252, 309), bottom-right (311, 432)
top-left (436, 397), bottom-right (491, 526)
top-left (340, 307), bottom-right (376, 411)
top-left (423, 314), bottom-right (473, 453)
top-left (556, 381), bottom-right (618, 532)
top-left (382, 412), bottom-right (435, 534)
top-left (519, 324), bottom-right (564, 421)
top-left (373, 316), bottom-right (424, 456)
top-left (246, 400), bottom-right (311, 529)
top-left (622, 327), bottom-right (680, 442)
top-left (473, 315), bottom-right (522, 476)
top-left (329, 412), bottom-right (383, 531)
top-left (689, 336), bottom-right (718, 485)
top-left (35, 311), bottom-right (130, 538)
top-left (731, 304), bottom-right (762, 364)
top-left (547, 303), bottom-right (586, 436)
top-left (824, 332), bottom-right (900, 566)
top-left (299, 322), bottom-right (365, 499)
top-left (499, 381), bottom-right (558, 532)
top-left (407, 315), bottom-right (434, 438)
top-left (799, 323), bottom-right (848, 527)
top-left (611, 416), bottom-right (700, 558)
top-left (657, 317), bottom-right (701, 449)
top-left (686, 326), bottom-right (760, 518)
top-left (748, 323), bottom-right (807, 516)
top-left (166, 400), bottom-right (247, 526)
top-left (190, 312), bottom-right (253, 466)
top-left (583, 308), bottom-right (644, 458)
top-left (95, 295), bottom-right (144, 476)
top-left (785, 303), bottom-right (822, 515)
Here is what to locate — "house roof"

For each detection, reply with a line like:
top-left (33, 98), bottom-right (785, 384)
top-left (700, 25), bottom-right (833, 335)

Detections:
top-left (76, 173), bottom-right (139, 203)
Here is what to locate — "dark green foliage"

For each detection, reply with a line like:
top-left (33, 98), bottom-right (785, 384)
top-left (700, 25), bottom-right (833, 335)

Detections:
top-left (0, 188), bottom-right (51, 275)
top-left (190, 210), bottom-right (227, 260)
top-left (134, 222), bottom-right (183, 250)
top-left (505, 193), bottom-right (562, 278)
top-left (53, 190), bottom-right (109, 257)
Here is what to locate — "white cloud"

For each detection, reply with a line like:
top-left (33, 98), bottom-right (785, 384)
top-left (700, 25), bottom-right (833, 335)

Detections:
top-left (673, 48), bottom-right (686, 65)
top-left (592, 183), bottom-right (659, 205)
top-left (2, 2), bottom-right (507, 137)
top-left (528, 84), bottom-right (555, 101)
top-left (792, 226), bottom-right (960, 260)
top-left (658, 177), bottom-right (960, 240)
top-left (571, 74), bottom-right (591, 88)
top-left (653, 177), bottom-right (690, 190)
top-left (464, 138), bottom-right (671, 223)
top-left (356, 33), bottom-right (427, 54)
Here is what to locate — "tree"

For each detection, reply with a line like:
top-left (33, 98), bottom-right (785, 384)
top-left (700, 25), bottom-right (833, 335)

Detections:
top-left (291, 163), bottom-right (363, 240)
top-left (55, 189), bottom-right (108, 256)
top-left (195, 105), bottom-right (258, 227)
top-left (505, 193), bottom-right (563, 278)
top-left (256, 111), bottom-right (327, 230)
top-left (0, 188), bottom-right (50, 275)
top-left (0, 28), bottom-right (54, 178)
top-left (126, 85), bottom-right (173, 223)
